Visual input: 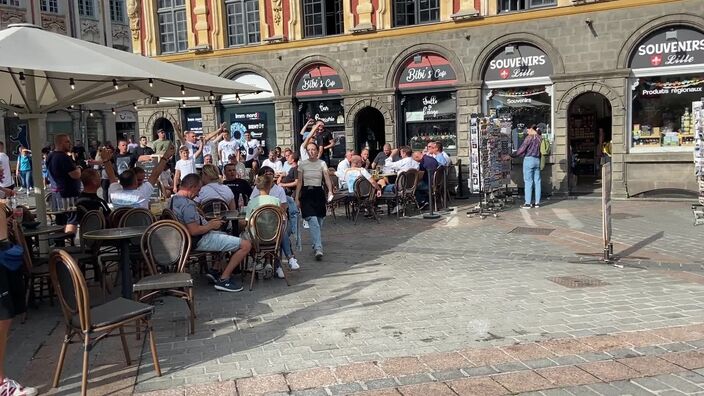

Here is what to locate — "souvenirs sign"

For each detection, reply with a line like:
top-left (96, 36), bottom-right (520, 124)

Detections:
top-left (484, 44), bottom-right (553, 82)
top-left (397, 53), bottom-right (457, 90)
top-left (630, 27), bottom-right (704, 69)
top-left (294, 64), bottom-right (344, 97)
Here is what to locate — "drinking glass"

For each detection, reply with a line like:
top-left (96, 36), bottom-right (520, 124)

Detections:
top-left (213, 202), bottom-right (222, 216)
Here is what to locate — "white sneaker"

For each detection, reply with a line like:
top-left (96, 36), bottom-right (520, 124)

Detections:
top-left (315, 249), bottom-right (323, 261)
top-left (263, 263), bottom-right (273, 279)
top-left (391, 206), bottom-right (399, 214)
top-left (17, 187), bottom-right (23, 192)
top-left (288, 257), bottom-right (300, 270)
top-left (0, 378), bottom-right (38, 396)
top-left (275, 266), bottom-right (285, 278)
top-left (303, 220), bottom-right (309, 229)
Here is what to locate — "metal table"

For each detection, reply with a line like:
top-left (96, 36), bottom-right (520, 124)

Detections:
top-left (205, 210), bottom-right (245, 235)
top-left (83, 226), bottom-right (149, 298)
top-left (22, 224), bottom-right (65, 238)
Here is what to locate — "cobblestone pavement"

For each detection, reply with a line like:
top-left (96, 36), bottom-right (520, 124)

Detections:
top-left (7, 198), bottom-right (704, 395)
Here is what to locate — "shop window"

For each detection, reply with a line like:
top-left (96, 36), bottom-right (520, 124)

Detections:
top-left (78, 0), bottom-right (95, 16)
top-left (486, 86), bottom-right (552, 150)
top-left (393, 0), bottom-right (439, 27)
top-left (226, 0), bottom-right (260, 46)
top-left (0, 0), bottom-right (21, 7)
top-left (400, 92), bottom-right (457, 154)
top-left (109, 0), bottom-right (124, 22)
top-left (40, 0), bottom-right (59, 13)
top-left (158, 0), bottom-right (188, 54)
top-left (302, 0), bottom-right (343, 38)
top-left (631, 75), bottom-right (704, 152)
top-left (497, 0), bottom-right (555, 13)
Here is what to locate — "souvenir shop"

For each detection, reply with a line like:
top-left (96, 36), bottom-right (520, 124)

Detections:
top-left (293, 64), bottom-right (347, 160)
top-left (396, 52), bottom-right (459, 156)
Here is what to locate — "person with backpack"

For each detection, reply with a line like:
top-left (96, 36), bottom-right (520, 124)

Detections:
top-left (512, 125), bottom-right (543, 209)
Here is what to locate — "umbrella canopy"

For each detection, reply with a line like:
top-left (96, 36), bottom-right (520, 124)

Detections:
top-left (0, 23), bottom-right (262, 114)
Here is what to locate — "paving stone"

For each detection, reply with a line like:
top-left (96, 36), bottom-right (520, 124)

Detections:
top-left (461, 347), bottom-right (516, 366)
top-left (614, 331), bottom-right (668, 347)
top-left (631, 376), bottom-right (672, 392)
top-left (561, 385), bottom-right (600, 396)
top-left (395, 373), bottom-right (433, 386)
top-left (397, 382), bottom-right (455, 396)
top-left (585, 382), bottom-right (630, 396)
top-left (552, 356), bottom-right (588, 366)
top-left (419, 351), bottom-right (471, 371)
top-left (286, 367), bottom-right (338, 390)
top-left (328, 382), bottom-right (365, 395)
top-left (355, 389), bottom-right (402, 396)
top-left (178, 381), bottom-right (237, 395)
top-left (535, 366), bottom-right (600, 387)
top-left (654, 373), bottom-right (704, 393)
top-left (616, 356), bottom-right (683, 376)
top-left (291, 388), bottom-right (329, 396)
top-left (539, 339), bottom-right (593, 357)
top-left (491, 371), bottom-right (554, 393)
top-left (493, 361), bottom-right (530, 373)
top-left (462, 366), bottom-right (499, 377)
top-left (364, 378), bottom-right (399, 390)
top-left (431, 369), bottom-right (466, 381)
top-left (500, 343), bottom-right (553, 361)
top-left (661, 351), bottom-right (704, 369)
top-left (608, 379), bottom-right (656, 395)
top-left (523, 358), bottom-right (559, 369)
top-left (334, 362), bottom-right (386, 383)
top-left (675, 370), bottom-right (704, 385)
top-left (604, 348), bottom-right (641, 359)
top-left (577, 361), bottom-right (642, 382)
top-left (378, 357), bottom-right (428, 377)
top-left (236, 374), bottom-right (288, 395)
top-left (447, 377), bottom-right (510, 396)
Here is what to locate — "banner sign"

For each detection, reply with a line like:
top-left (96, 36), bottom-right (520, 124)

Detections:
top-left (230, 111), bottom-right (268, 141)
top-left (183, 108), bottom-right (203, 135)
top-left (294, 64), bottom-right (344, 97)
top-left (404, 92), bottom-right (456, 122)
top-left (630, 27), bottom-right (704, 69)
top-left (639, 78), bottom-right (704, 96)
top-left (484, 44), bottom-right (553, 82)
top-left (398, 53), bottom-right (457, 90)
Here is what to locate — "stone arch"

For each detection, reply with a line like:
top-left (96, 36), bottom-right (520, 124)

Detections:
top-left (345, 98), bottom-right (394, 129)
top-left (556, 82), bottom-right (624, 115)
top-left (616, 13), bottom-right (704, 69)
top-left (470, 32), bottom-right (565, 82)
top-left (283, 56), bottom-right (351, 97)
top-left (385, 43), bottom-right (466, 90)
top-left (144, 109), bottom-right (180, 141)
top-left (218, 63), bottom-right (282, 97)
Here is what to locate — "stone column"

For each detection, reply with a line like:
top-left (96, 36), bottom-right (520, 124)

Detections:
top-left (274, 98), bottom-right (294, 148)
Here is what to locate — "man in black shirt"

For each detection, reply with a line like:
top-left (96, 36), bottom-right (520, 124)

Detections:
top-left (72, 140), bottom-right (87, 168)
top-left (76, 168), bottom-right (111, 220)
top-left (222, 163), bottom-right (251, 209)
top-left (134, 135), bottom-right (155, 158)
top-left (313, 121), bottom-right (334, 166)
top-left (114, 139), bottom-right (135, 176)
top-left (47, 134), bottom-right (81, 235)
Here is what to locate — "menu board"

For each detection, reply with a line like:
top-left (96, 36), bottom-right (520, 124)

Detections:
top-left (138, 157), bottom-right (161, 199)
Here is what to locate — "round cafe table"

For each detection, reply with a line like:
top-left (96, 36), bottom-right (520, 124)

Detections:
top-left (82, 226), bottom-right (149, 298)
top-left (205, 210), bottom-right (245, 235)
top-left (22, 224), bottom-right (65, 238)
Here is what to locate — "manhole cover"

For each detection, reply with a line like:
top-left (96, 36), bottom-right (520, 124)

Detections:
top-left (548, 275), bottom-right (610, 288)
top-left (611, 213), bottom-right (643, 220)
top-left (510, 227), bottom-right (555, 235)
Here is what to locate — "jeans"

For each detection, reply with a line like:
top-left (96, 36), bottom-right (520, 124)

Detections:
top-left (19, 170), bottom-right (33, 190)
top-left (523, 156), bottom-right (541, 205)
top-left (281, 196), bottom-right (297, 257)
top-left (305, 216), bottom-right (324, 251)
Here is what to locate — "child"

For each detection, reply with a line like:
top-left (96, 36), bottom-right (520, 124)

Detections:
top-left (173, 146), bottom-right (196, 193)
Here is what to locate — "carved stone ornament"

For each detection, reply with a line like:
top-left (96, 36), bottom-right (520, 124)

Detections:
top-left (41, 14), bottom-right (67, 34)
top-left (113, 25), bottom-right (130, 40)
top-left (0, 9), bottom-right (27, 28)
top-left (272, 0), bottom-right (282, 26)
top-left (126, 0), bottom-right (140, 40)
top-left (81, 20), bottom-right (100, 35)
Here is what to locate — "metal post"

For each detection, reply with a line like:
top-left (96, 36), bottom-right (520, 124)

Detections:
top-left (423, 168), bottom-right (440, 219)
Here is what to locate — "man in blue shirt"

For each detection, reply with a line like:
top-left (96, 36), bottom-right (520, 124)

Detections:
top-left (412, 151), bottom-right (439, 209)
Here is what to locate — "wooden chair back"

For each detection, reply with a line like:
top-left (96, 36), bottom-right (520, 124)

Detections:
top-left (49, 249), bottom-right (91, 332)
top-left (248, 205), bottom-right (285, 252)
top-left (119, 208), bottom-right (157, 228)
top-left (200, 199), bottom-right (230, 215)
top-left (79, 210), bottom-right (106, 252)
top-left (141, 220), bottom-right (191, 275)
top-left (108, 207), bottom-right (130, 228)
top-left (159, 208), bottom-right (178, 221)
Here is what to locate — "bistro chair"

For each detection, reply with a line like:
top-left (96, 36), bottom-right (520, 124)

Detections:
top-left (431, 166), bottom-right (447, 211)
top-left (351, 177), bottom-right (379, 224)
top-left (49, 249), bottom-right (161, 396)
top-left (159, 207), bottom-right (178, 221)
top-left (399, 168), bottom-right (421, 213)
top-left (326, 174), bottom-right (351, 221)
top-left (134, 220), bottom-right (195, 333)
top-left (200, 198), bottom-right (231, 215)
top-left (378, 171), bottom-right (408, 219)
top-left (9, 219), bottom-right (51, 323)
top-left (107, 207), bottom-right (130, 228)
top-left (244, 205), bottom-right (287, 291)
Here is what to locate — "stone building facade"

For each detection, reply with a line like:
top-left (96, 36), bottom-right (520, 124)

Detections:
top-left (132, 0), bottom-right (704, 197)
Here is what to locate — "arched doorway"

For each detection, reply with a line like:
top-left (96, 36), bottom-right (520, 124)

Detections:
top-left (152, 118), bottom-right (174, 141)
top-left (567, 92), bottom-right (612, 194)
top-left (354, 107), bottom-right (385, 157)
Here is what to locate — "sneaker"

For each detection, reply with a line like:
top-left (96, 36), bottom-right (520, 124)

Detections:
top-left (533, 203), bottom-right (540, 208)
top-left (214, 278), bottom-right (244, 292)
top-left (16, 187), bottom-right (23, 193)
top-left (275, 266), bottom-right (285, 279)
top-left (0, 378), bottom-right (38, 396)
top-left (315, 249), bottom-right (323, 261)
top-left (521, 204), bottom-right (532, 209)
top-left (288, 257), bottom-right (300, 270)
top-left (390, 206), bottom-right (399, 214)
top-left (205, 268), bottom-right (221, 284)
top-left (254, 261), bottom-right (264, 271)
top-left (263, 263), bottom-right (273, 279)
top-left (303, 220), bottom-right (309, 229)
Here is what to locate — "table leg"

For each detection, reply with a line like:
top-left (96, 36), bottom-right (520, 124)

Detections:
top-left (120, 239), bottom-right (133, 299)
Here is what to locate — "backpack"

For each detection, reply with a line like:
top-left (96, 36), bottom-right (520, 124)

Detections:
top-left (539, 137), bottom-right (551, 170)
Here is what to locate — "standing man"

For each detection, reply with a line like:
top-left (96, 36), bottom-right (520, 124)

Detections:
top-left (134, 135), bottom-right (155, 159)
top-left (15, 147), bottom-right (32, 193)
top-left (0, 143), bottom-right (13, 191)
top-left (218, 130), bottom-right (240, 170)
top-left (183, 131), bottom-right (204, 169)
top-left (151, 129), bottom-right (171, 156)
top-left (113, 139), bottom-right (136, 176)
top-left (46, 134), bottom-right (82, 235)
top-left (242, 132), bottom-right (261, 168)
top-left (313, 121), bottom-right (335, 166)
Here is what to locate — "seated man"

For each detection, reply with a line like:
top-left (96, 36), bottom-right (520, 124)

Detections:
top-left (412, 150), bottom-right (439, 208)
top-left (195, 164), bottom-right (236, 210)
top-left (104, 145), bottom-right (175, 209)
top-left (343, 155), bottom-right (381, 195)
top-left (261, 150), bottom-right (283, 174)
top-left (171, 173), bottom-right (252, 292)
top-left (76, 168), bottom-right (111, 219)
top-left (223, 163), bottom-right (252, 209)
top-left (384, 147), bottom-right (419, 173)
top-left (335, 149), bottom-right (354, 187)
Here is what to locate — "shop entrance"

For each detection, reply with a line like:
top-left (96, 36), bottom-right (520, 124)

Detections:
top-left (354, 107), bottom-right (385, 157)
top-left (567, 92), bottom-right (612, 194)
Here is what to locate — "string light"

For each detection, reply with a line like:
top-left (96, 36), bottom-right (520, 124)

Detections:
top-left (133, 102), bottom-right (138, 110)
top-left (113, 79), bottom-right (119, 90)
top-left (70, 104), bottom-right (75, 109)
top-left (208, 99), bottom-right (213, 105)
top-left (111, 108), bottom-right (116, 115)
top-left (89, 111), bottom-right (94, 117)
top-left (180, 85), bottom-right (185, 95)
top-left (155, 96), bottom-right (160, 103)
top-left (13, 112), bottom-right (18, 116)
top-left (209, 91), bottom-right (214, 100)
top-left (148, 78), bottom-right (154, 87)
top-left (69, 78), bottom-right (75, 90)
top-left (235, 93), bottom-right (241, 104)
top-left (18, 72), bottom-right (25, 81)
top-left (181, 100), bottom-right (186, 108)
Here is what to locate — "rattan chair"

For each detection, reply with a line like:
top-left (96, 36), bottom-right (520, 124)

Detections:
top-left (134, 220), bottom-right (195, 333)
top-left (107, 207), bottom-right (131, 228)
top-left (431, 166), bottom-right (448, 211)
top-left (244, 205), bottom-right (287, 291)
top-left (326, 174), bottom-right (351, 221)
top-left (159, 208), bottom-right (178, 220)
top-left (378, 171), bottom-right (408, 218)
top-left (399, 168), bottom-right (421, 212)
top-left (49, 249), bottom-right (161, 396)
top-left (9, 219), bottom-right (51, 323)
top-left (350, 177), bottom-right (379, 224)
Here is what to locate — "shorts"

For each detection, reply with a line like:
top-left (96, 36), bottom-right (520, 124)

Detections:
top-left (0, 265), bottom-right (26, 320)
top-left (196, 231), bottom-right (241, 252)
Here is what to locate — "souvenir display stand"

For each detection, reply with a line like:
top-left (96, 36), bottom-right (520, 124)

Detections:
top-left (693, 100), bottom-right (704, 226)
top-left (467, 115), bottom-right (513, 218)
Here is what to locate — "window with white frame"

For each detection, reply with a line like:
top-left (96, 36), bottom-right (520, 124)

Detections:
top-left (225, 0), bottom-right (260, 46)
top-left (110, 0), bottom-right (125, 22)
top-left (302, 0), bottom-right (343, 38)
top-left (393, 0), bottom-right (439, 27)
top-left (157, 0), bottom-right (188, 53)
top-left (78, 0), bottom-right (95, 16)
top-left (0, 0), bottom-right (21, 7)
top-left (40, 0), bottom-right (58, 12)
top-left (497, 0), bottom-right (555, 13)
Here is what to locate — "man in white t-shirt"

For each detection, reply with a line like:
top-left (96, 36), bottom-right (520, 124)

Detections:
top-left (261, 150), bottom-right (283, 174)
top-left (0, 142), bottom-right (14, 189)
top-left (384, 147), bottom-right (419, 173)
top-left (218, 131), bottom-right (240, 168)
top-left (104, 145), bottom-right (175, 208)
top-left (335, 149), bottom-right (354, 186)
top-left (343, 156), bottom-right (381, 194)
top-left (243, 132), bottom-right (260, 168)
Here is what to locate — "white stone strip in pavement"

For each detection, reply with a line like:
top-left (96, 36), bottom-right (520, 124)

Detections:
top-left (520, 208), bottom-right (538, 227)
top-left (552, 208), bottom-right (585, 229)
